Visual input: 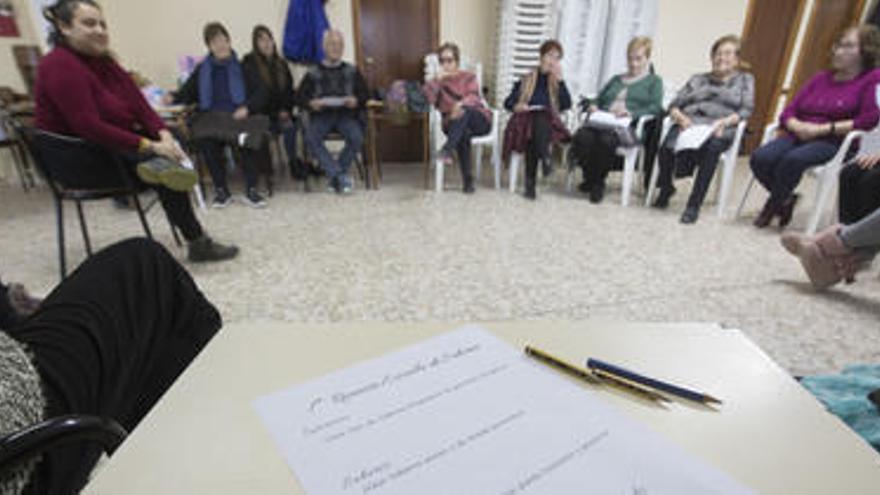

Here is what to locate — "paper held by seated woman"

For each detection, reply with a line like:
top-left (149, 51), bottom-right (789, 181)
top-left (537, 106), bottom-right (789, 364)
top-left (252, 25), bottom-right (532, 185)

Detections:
top-left (674, 125), bottom-right (715, 153)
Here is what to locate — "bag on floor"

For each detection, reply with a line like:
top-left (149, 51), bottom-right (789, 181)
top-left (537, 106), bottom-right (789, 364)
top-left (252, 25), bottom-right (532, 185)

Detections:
top-left (385, 80), bottom-right (409, 114)
top-left (405, 81), bottom-right (430, 113)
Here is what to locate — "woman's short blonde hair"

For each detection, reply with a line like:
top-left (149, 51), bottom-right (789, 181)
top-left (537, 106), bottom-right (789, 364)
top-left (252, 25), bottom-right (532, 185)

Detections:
top-left (627, 37), bottom-right (652, 58)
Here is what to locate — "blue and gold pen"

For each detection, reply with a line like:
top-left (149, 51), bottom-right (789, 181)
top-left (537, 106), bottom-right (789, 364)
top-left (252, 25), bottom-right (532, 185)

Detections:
top-left (586, 358), bottom-right (723, 405)
top-left (525, 346), bottom-right (669, 403)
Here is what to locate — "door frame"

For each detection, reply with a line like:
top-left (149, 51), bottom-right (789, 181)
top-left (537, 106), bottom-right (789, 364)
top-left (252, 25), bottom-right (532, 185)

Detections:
top-left (785, 0), bottom-right (867, 102)
top-left (740, 0), bottom-right (807, 138)
top-left (351, 0), bottom-right (440, 76)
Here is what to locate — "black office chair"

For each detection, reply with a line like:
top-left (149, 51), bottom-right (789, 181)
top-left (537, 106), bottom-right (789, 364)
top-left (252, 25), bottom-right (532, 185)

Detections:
top-left (0, 415), bottom-right (127, 492)
top-left (17, 124), bottom-right (180, 280)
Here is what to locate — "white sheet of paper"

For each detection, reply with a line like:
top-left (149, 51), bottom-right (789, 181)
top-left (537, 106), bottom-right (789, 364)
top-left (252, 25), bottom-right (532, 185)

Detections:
top-left (254, 326), bottom-right (755, 495)
top-left (858, 128), bottom-right (880, 157)
top-left (589, 110), bottom-right (632, 128)
top-left (319, 97), bottom-right (349, 108)
top-left (674, 124), bottom-right (715, 152)
top-left (527, 105), bottom-right (546, 112)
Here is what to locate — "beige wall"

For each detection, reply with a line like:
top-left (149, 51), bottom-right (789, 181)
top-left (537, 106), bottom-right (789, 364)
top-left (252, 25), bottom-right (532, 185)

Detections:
top-left (0, 0), bottom-right (38, 92)
top-left (6, 0), bottom-right (749, 97)
top-left (654, 0), bottom-right (749, 90)
top-left (98, 0), bottom-right (494, 89)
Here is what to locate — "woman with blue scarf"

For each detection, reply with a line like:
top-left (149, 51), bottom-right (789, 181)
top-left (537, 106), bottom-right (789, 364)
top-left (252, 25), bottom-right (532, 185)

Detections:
top-left (171, 22), bottom-right (272, 209)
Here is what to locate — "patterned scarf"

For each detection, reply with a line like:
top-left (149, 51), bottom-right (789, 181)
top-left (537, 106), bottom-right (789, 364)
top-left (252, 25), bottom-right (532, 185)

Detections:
top-left (516, 69), bottom-right (561, 112)
top-left (197, 51), bottom-right (246, 111)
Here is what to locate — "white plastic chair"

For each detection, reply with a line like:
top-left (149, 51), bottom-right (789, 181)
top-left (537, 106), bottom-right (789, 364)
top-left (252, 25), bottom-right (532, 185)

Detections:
top-left (735, 123), bottom-right (865, 234)
top-left (564, 114), bottom-right (656, 206)
top-left (424, 55), bottom-right (502, 192)
top-left (644, 117), bottom-right (747, 218)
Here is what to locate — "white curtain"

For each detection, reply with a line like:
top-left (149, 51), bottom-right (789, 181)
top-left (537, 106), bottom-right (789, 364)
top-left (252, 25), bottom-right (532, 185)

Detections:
top-left (558, 0), bottom-right (658, 102)
top-left (598, 0), bottom-right (659, 88)
top-left (495, 0), bottom-right (658, 106)
top-left (556, 0), bottom-right (610, 103)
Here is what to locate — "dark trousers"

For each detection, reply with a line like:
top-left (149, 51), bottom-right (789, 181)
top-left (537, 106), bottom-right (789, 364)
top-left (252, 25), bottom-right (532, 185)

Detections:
top-left (572, 126), bottom-right (621, 188)
top-left (839, 162), bottom-right (880, 224)
top-left (657, 128), bottom-right (732, 209)
top-left (9, 239), bottom-right (221, 494)
top-left (52, 152), bottom-right (204, 242)
top-left (525, 112), bottom-right (552, 190)
top-left (271, 118), bottom-right (302, 177)
top-left (442, 108), bottom-right (491, 183)
top-left (749, 136), bottom-right (839, 203)
top-left (190, 111), bottom-right (272, 192)
top-left (304, 111), bottom-right (364, 180)
top-left (639, 118), bottom-right (661, 190)
top-left (199, 140), bottom-right (268, 192)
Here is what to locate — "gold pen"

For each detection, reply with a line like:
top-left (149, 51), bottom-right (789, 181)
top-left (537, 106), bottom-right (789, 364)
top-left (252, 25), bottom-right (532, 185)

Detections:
top-left (525, 345), bottom-right (669, 403)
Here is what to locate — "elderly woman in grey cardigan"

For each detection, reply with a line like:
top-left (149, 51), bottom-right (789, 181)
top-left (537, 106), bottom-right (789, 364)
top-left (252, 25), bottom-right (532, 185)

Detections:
top-left (653, 34), bottom-right (755, 224)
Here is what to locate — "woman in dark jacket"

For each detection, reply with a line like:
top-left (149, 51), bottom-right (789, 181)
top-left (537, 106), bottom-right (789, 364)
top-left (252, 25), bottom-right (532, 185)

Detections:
top-left (242, 25), bottom-right (304, 180)
top-left (503, 39), bottom-right (572, 200)
top-left (171, 22), bottom-right (272, 208)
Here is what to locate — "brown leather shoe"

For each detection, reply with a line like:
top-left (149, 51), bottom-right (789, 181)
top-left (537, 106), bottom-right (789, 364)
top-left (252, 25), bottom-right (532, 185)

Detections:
top-left (754, 198), bottom-right (779, 228)
top-left (777, 194), bottom-right (800, 228)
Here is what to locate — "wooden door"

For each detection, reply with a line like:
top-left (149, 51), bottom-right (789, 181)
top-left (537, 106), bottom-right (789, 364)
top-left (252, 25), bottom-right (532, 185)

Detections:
top-left (789, 0), bottom-right (867, 99)
top-left (739, 0), bottom-right (806, 153)
top-left (354, 0), bottom-right (439, 162)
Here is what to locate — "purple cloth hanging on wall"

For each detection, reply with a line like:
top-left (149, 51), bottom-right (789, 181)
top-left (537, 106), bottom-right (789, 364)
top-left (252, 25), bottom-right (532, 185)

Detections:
top-left (282, 0), bottom-right (330, 63)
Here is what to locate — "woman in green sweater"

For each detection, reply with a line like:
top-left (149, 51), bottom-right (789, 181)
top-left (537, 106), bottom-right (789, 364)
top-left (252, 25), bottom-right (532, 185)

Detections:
top-left (571, 37), bottom-right (664, 203)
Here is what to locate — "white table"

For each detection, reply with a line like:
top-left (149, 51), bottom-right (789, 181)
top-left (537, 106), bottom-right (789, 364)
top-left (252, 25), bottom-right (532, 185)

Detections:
top-left (84, 321), bottom-right (880, 494)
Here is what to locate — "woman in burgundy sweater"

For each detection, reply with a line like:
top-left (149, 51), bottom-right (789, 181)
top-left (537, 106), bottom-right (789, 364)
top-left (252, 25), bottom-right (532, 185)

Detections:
top-left (34, 0), bottom-right (237, 262)
top-left (749, 25), bottom-right (880, 229)
top-left (423, 42), bottom-right (492, 193)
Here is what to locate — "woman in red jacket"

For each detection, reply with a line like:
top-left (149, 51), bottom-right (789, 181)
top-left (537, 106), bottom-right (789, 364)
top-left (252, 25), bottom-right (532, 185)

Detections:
top-left (423, 42), bottom-right (492, 193)
top-left (34, 0), bottom-right (237, 262)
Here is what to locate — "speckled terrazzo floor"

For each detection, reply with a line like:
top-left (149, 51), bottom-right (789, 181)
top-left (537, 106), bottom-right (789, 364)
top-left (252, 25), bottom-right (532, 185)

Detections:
top-left (2, 160), bottom-right (878, 376)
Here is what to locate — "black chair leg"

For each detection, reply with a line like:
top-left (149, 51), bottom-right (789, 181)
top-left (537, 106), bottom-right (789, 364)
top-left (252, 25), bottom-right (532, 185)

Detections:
top-left (75, 200), bottom-right (93, 257)
top-left (164, 210), bottom-right (183, 247)
top-left (130, 193), bottom-right (154, 240)
top-left (17, 142), bottom-right (36, 189)
top-left (55, 198), bottom-right (66, 280)
top-left (8, 147), bottom-right (28, 192)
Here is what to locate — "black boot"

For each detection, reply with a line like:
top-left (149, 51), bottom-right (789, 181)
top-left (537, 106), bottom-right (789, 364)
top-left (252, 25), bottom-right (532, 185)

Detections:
top-left (188, 236), bottom-right (239, 263)
top-left (652, 186), bottom-right (676, 209)
top-left (680, 206), bottom-right (700, 224)
top-left (588, 183), bottom-right (605, 204)
top-left (541, 159), bottom-right (552, 178)
top-left (463, 177), bottom-right (475, 194)
top-left (524, 175), bottom-right (537, 200)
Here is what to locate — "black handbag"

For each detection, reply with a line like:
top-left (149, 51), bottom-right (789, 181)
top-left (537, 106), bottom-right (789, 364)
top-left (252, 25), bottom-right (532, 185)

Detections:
top-left (584, 118), bottom-right (639, 148)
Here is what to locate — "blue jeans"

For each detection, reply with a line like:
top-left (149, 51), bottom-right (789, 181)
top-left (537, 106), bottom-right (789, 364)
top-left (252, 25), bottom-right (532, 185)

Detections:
top-left (304, 111), bottom-right (364, 183)
top-left (749, 136), bottom-right (839, 203)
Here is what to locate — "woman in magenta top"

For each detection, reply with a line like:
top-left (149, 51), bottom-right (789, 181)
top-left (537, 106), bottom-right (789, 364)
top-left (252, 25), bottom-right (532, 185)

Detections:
top-left (423, 42), bottom-right (491, 193)
top-left (34, 0), bottom-right (236, 261)
top-left (749, 25), bottom-right (880, 229)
